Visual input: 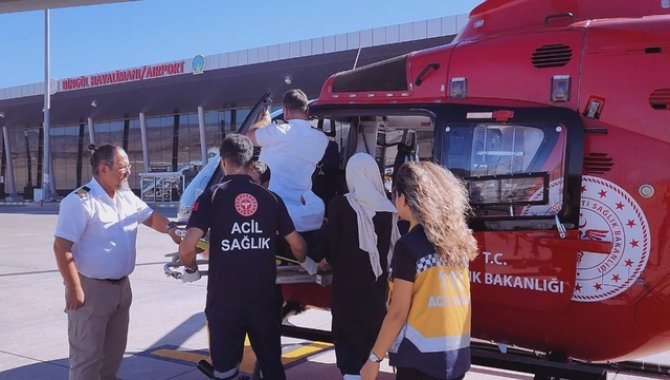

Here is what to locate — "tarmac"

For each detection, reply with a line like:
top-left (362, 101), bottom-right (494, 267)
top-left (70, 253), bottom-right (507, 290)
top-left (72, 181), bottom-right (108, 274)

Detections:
top-left (1, 201), bottom-right (669, 380)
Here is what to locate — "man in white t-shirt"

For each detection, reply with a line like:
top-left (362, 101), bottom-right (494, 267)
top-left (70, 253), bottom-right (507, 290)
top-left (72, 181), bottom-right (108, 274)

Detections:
top-left (247, 89), bottom-right (328, 260)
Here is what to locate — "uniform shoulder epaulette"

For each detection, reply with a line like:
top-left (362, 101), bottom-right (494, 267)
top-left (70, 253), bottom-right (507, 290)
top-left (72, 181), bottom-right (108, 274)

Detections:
top-left (76, 186), bottom-right (91, 199)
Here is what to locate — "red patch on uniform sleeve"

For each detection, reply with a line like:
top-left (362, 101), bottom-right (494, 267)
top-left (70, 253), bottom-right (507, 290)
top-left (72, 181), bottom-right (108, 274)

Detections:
top-left (192, 201), bottom-right (199, 212)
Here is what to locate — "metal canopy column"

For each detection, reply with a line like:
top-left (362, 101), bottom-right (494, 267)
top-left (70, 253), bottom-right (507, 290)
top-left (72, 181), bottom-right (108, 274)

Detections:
top-left (139, 112), bottom-right (150, 172)
top-left (87, 117), bottom-right (95, 148)
top-left (42, 9), bottom-right (52, 201)
top-left (2, 127), bottom-right (18, 200)
top-left (197, 106), bottom-right (207, 165)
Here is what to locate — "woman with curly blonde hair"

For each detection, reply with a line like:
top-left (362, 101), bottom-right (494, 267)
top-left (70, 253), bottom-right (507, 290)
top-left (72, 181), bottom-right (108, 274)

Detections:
top-left (361, 161), bottom-right (479, 380)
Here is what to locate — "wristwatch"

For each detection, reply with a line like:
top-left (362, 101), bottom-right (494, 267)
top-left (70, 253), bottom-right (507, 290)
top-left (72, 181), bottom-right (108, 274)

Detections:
top-left (369, 351), bottom-right (383, 363)
top-left (166, 221), bottom-right (178, 233)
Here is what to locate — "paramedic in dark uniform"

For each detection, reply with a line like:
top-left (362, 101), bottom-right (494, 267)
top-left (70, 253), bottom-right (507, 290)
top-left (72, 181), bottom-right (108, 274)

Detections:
top-left (179, 134), bottom-right (309, 380)
top-left (53, 144), bottom-right (180, 380)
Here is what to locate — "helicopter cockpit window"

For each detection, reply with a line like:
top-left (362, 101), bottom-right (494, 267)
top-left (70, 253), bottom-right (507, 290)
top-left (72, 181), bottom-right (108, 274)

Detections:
top-left (470, 125), bottom-right (544, 176)
top-left (315, 112), bottom-right (435, 196)
top-left (443, 122), bottom-right (567, 219)
top-left (348, 115), bottom-right (434, 194)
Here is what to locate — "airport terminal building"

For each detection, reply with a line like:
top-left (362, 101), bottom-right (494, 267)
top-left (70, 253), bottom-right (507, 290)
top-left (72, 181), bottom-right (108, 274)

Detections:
top-left (0, 14), bottom-right (465, 201)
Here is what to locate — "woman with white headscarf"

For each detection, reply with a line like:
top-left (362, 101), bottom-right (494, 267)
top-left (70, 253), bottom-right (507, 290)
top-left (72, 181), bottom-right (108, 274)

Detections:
top-left (324, 152), bottom-right (401, 380)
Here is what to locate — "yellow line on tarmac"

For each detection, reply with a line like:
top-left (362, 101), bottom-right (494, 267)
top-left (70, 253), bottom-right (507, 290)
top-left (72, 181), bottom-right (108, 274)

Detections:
top-left (151, 340), bottom-right (332, 367)
top-left (152, 348), bottom-right (209, 363)
top-left (282, 342), bottom-right (332, 360)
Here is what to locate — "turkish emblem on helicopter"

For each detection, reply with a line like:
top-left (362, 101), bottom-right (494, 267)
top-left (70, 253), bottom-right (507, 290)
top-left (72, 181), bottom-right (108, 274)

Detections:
top-left (522, 176), bottom-right (650, 302)
top-left (574, 176), bottom-right (650, 302)
top-left (235, 193), bottom-right (258, 217)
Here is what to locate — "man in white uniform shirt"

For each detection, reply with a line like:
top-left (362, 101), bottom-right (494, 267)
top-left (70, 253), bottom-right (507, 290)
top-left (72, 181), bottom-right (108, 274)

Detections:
top-left (53, 144), bottom-right (180, 380)
top-left (247, 89), bottom-right (328, 268)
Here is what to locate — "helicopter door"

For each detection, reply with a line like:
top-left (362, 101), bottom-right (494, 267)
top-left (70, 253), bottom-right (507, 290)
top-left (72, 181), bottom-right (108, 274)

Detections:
top-left (440, 107), bottom-right (587, 311)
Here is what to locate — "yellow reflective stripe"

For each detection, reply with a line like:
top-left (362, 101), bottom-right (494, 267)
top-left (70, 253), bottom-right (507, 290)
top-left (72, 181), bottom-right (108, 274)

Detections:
top-left (404, 325), bottom-right (470, 352)
top-left (214, 366), bottom-right (240, 379)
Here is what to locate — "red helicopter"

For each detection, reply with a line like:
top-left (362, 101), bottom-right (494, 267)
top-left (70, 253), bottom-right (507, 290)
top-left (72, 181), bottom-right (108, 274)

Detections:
top-left (169, 0), bottom-right (670, 375)
top-left (289, 0), bottom-right (670, 363)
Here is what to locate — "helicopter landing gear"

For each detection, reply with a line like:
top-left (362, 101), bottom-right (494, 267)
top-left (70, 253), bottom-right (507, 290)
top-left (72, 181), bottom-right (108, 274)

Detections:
top-left (471, 342), bottom-right (607, 380)
top-left (533, 351), bottom-right (569, 380)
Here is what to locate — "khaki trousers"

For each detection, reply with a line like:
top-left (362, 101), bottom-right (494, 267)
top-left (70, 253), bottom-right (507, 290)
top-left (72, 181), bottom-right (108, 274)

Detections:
top-left (66, 275), bottom-right (132, 380)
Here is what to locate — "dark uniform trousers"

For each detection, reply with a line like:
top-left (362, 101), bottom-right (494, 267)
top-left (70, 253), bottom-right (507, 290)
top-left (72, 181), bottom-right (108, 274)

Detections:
top-left (67, 274), bottom-right (132, 380)
top-left (396, 367), bottom-right (465, 380)
top-left (207, 305), bottom-right (286, 380)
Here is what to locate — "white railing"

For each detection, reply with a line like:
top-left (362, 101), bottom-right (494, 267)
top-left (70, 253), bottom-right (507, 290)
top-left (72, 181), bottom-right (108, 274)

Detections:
top-left (139, 172), bottom-right (185, 203)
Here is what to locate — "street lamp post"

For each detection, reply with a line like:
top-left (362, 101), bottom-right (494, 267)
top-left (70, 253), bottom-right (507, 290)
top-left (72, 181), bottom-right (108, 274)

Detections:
top-left (42, 8), bottom-right (52, 202)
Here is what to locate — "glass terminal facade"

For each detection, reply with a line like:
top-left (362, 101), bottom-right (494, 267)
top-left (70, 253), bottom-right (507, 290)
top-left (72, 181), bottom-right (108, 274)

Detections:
top-left (7, 109), bottom-right (247, 195)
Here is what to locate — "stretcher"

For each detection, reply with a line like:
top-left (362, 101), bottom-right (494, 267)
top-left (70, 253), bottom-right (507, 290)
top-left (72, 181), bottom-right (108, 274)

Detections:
top-left (162, 228), bottom-right (332, 286)
top-left (163, 255), bottom-right (332, 286)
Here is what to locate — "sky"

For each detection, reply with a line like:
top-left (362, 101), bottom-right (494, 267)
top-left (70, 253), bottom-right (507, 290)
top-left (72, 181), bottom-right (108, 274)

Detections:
top-left (0, 0), bottom-right (482, 89)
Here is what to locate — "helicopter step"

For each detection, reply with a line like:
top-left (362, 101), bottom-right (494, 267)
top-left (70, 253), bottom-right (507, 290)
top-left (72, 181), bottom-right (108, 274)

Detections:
top-left (470, 342), bottom-right (606, 380)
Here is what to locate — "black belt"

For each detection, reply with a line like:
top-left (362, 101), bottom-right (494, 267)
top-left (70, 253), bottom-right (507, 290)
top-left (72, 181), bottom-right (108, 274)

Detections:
top-left (97, 276), bottom-right (127, 284)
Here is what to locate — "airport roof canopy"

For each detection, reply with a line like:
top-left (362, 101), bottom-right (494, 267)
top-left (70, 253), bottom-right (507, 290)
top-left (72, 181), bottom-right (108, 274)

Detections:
top-left (0, 35), bottom-right (454, 127)
top-left (0, 0), bottom-right (132, 13)
top-left (0, 2), bottom-right (461, 127)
